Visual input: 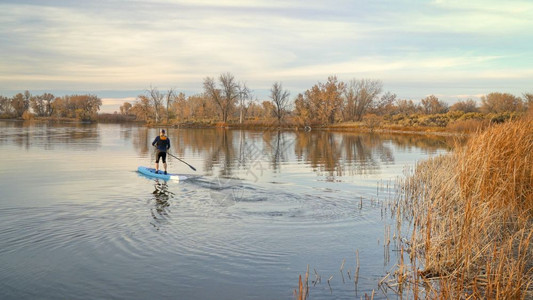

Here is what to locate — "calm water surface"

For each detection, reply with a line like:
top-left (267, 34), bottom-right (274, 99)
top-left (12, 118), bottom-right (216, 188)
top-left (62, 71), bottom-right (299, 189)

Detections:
top-left (0, 121), bottom-right (453, 299)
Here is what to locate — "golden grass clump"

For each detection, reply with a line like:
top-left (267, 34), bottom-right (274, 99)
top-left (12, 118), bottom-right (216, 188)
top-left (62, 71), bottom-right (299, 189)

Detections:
top-left (446, 119), bottom-right (490, 133)
top-left (391, 119), bottom-right (533, 299)
top-left (459, 119), bottom-right (533, 215)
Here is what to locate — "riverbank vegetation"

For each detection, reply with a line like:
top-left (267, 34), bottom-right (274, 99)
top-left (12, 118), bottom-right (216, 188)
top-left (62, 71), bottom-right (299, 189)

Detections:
top-left (1, 75), bottom-right (531, 133)
top-left (0, 91), bottom-right (101, 121)
top-left (115, 75), bottom-right (530, 134)
top-left (387, 117), bottom-right (533, 298)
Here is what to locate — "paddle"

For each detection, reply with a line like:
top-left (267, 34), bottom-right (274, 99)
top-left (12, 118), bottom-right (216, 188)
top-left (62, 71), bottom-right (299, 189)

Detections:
top-left (167, 152), bottom-right (197, 171)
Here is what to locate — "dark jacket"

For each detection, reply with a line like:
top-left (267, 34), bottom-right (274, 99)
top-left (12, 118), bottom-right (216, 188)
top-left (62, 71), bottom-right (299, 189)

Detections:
top-left (152, 135), bottom-right (170, 152)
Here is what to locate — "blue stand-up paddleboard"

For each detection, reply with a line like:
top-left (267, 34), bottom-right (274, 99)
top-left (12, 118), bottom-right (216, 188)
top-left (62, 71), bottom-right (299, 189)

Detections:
top-left (137, 166), bottom-right (188, 181)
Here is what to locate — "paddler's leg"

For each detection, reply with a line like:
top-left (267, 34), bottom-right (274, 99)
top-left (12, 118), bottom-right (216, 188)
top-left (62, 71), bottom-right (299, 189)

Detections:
top-left (155, 152), bottom-right (161, 173)
top-left (162, 152), bottom-right (167, 175)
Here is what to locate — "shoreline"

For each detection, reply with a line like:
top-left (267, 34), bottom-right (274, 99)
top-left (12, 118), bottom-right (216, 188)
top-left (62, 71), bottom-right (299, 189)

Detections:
top-left (0, 116), bottom-right (470, 137)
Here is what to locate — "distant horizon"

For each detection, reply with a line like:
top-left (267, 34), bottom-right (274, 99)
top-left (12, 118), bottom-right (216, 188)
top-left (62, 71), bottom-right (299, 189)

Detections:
top-left (1, 0), bottom-right (532, 113)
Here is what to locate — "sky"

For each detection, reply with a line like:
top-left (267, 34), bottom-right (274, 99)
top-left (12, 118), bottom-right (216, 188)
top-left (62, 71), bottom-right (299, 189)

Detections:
top-left (1, 0), bottom-right (532, 113)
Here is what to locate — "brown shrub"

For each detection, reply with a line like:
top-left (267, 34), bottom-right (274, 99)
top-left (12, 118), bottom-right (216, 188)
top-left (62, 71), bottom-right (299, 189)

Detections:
top-left (22, 110), bottom-right (34, 120)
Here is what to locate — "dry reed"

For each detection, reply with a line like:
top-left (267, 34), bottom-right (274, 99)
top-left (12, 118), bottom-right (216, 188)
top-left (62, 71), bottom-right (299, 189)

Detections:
top-left (295, 265), bottom-right (310, 300)
top-left (389, 119), bottom-right (533, 299)
top-left (446, 119), bottom-right (491, 133)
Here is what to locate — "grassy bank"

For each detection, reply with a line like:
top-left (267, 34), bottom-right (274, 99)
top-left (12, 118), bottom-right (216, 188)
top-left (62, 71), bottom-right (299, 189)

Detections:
top-left (389, 119), bottom-right (533, 298)
top-left (136, 110), bottom-right (530, 136)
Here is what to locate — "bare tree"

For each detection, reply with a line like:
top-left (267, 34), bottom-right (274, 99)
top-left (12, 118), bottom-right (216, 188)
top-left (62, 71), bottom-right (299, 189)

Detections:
top-left (147, 86), bottom-right (164, 122)
top-left (42, 93), bottom-right (55, 116)
top-left (0, 95), bottom-right (12, 115)
top-left (203, 77), bottom-right (223, 120)
top-left (269, 82), bottom-right (290, 125)
top-left (28, 93), bottom-right (54, 117)
top-left (421, 95), bottom-right (448, 114)
top-left (220, 73), bottom-right (240, 122)
top-left (165, 89), bottom-right (175, 123)
top-left (23, 90), bottom-right (31, 112)
top-left (344, 79), bottom-right (382, 121)
top-left (373, 92), bottom-right (397, 115)
top-left (30, 94), bottom-right (46, 117)
top-left (450, 99), bottom-right (478, 113)
top-left (203, 73), bottom-right (240, 123)
top-left (480, 92), bottom-right (524, 113)
top-left (395, 99), bottom-right (419, 115)
top-left (238, 83), bottom-right (251, 124)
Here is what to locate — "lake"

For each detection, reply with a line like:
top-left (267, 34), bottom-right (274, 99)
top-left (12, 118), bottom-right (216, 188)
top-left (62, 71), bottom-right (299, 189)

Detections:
top-left (0, 120), bottom-right (453, 299)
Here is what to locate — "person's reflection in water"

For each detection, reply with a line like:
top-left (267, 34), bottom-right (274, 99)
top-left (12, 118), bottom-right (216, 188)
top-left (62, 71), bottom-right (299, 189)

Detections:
top-left (150, 179), bottom-right (174, 230)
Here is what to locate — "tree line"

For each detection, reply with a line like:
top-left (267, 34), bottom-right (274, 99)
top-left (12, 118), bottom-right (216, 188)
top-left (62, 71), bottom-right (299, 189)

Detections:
top-left (120, 73), bottom-right (532, 126)
top-left (0, 91), bottom-right (102, 121)
top-left (2, 74), bottom-right (531, 125)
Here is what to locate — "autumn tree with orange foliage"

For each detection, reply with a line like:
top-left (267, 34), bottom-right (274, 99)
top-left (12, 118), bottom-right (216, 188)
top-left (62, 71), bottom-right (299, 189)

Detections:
top-left (298, 76), bottom-right (345, 125)
top-left (49, 94), bottom-right (101, 121)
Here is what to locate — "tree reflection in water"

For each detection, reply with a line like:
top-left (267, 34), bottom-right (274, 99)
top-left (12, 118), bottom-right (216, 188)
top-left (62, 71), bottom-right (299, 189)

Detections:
top-left (0, 120), bottom-right (101, 151)
top-left (132, 128), bottom-right (456, 180)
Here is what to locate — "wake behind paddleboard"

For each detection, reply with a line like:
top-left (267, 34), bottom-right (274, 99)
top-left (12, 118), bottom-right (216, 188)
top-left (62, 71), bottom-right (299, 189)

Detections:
top-left (137, 166), bottom-right (188, 181)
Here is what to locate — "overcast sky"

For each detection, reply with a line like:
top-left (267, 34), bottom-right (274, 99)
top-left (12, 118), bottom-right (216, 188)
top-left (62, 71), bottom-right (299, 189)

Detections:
top-left (1, 0), bottom-right (532, 112)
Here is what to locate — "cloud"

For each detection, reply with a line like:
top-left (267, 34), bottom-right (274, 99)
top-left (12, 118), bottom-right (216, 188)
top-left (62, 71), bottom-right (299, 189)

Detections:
top-left (0, 0), bottom-right (532, 100)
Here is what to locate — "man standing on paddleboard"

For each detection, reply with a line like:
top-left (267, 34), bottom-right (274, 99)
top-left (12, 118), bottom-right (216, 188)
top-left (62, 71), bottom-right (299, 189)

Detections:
top-left (152, 129), bottom-right (170, 174)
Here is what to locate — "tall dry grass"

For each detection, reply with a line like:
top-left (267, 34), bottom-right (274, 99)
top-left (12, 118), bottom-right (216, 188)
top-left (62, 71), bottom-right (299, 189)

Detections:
top-left (390, 119), bottom-right (533, 299)
top-left (446, 119), bottom-right (491, 133)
